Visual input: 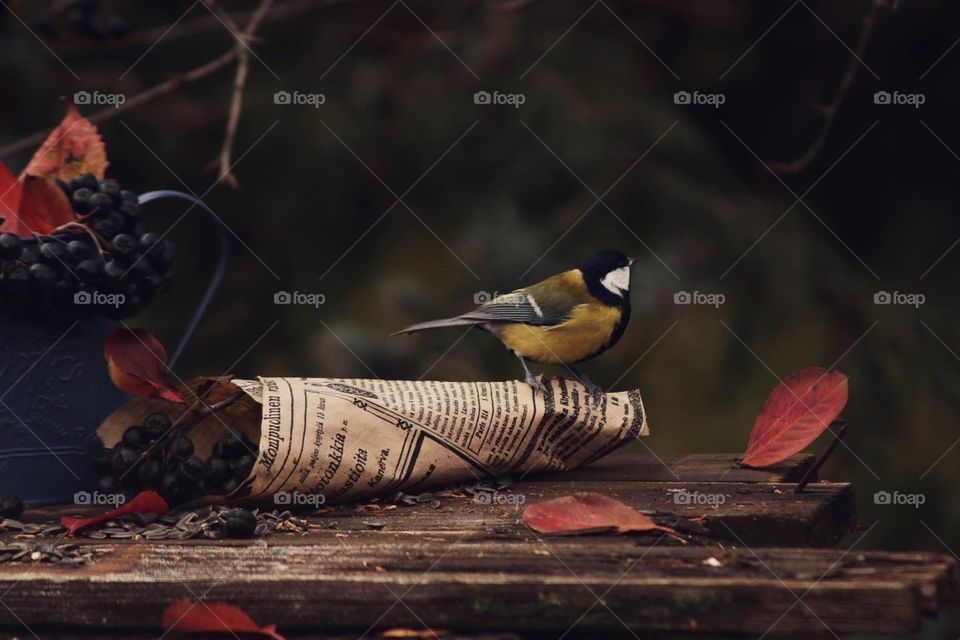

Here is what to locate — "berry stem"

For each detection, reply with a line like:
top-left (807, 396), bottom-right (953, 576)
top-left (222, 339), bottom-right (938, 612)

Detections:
top-left (51, 221), bottom-right (109, 259)
top-left (794, 418), bottom-right (848, 494)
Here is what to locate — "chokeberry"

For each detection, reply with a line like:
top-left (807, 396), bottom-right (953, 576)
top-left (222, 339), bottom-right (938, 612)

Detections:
top-left (88, 192), bottom-right (113, 211)
top-left (203, 457), bottom-right (229, 485)
top-left (110, 233), bottom-right (136, 256)
top-left (142, 412), bottom-right (171, 439)
top-left (137, 459), bottom-right (163, 487)
top-left (0, 233), bottom-right (22, 260)
top-left (75, 172), bottom-right (98, 190)
top-left (110, 444), bottom-right (139, 475)
top-left (71, 188), bottom-right (94, 213)
top-left (121, 425), bottom-right (147, 449)
top-left (66, 239), bottom-right (94, 261)
top-left (28, 262), bottom-right (58, 287)
top-left (222, 509), bottom-right (256, 538)
top-left (230, 454), bottom-right (255, 480)
top-left (171, 436), bottom-right (194, 458)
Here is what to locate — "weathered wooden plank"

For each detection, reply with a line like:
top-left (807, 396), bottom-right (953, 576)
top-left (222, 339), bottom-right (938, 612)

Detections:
top-left (544, 450), bottom-right (816, 483)
top-left (309, 481), bottom-right (855, 548)
top-left (13, 480), bottom-right (854, 549)
top-left (0, 542), bottom-right (953, 635)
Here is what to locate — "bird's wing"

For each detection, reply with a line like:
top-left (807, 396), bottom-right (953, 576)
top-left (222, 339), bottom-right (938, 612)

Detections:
top-left (460, 271), bottom-right (592, 326)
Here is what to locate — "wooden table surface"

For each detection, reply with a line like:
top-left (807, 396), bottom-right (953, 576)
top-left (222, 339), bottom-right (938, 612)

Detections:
top-left (0, 451), bottom-right (956, 638)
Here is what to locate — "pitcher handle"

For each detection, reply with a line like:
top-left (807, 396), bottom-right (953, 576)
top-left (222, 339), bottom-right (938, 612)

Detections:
top-left (137, 190), bottom-right (230, 368)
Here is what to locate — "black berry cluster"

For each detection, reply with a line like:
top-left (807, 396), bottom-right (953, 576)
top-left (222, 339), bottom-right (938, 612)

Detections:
top-left (0, 173), bottom-right (174, 319)
top-left (92, 412), bottom-right (258, 508)
top-left (34, 0), bottom-right (130, 42)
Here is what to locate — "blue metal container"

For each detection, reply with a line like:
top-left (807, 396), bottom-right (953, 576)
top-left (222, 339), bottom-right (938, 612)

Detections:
top-left (0, 190), bottom-right (228, 504)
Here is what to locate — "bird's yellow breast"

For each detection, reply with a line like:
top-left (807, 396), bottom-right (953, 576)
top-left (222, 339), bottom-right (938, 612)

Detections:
top-left (494, 302), bottom-right (622, 365)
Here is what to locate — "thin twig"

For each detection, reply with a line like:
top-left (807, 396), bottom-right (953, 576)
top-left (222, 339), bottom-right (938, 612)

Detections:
top-left (770, 0), bottom-right (888, 174)
top-left (54, 0), bottom-right (356, 53)
top-left (794, 419), bottom-right (848, 493)
top-left (207, 0), bottom-right (276, 189)
top-left (1, 0), bottom-right (276, 162)
top-left (0, 49), bottom-right (239, 159)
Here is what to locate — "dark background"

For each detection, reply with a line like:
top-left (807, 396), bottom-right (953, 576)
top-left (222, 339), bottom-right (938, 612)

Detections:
top-left (2, 1), bottom-right (958, 636)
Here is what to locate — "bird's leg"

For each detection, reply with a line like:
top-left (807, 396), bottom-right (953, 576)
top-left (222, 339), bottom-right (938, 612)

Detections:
top-left (518, 356), bottom-right (548, 393)
top-left (568, 366), bottom-right (605, 402)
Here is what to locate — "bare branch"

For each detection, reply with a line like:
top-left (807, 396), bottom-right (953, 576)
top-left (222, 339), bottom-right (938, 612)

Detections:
top-left (209, 0), bottom-right (277, 189)
top-left (770, 0), bottom-right (890, 174)
top-left (0, 48), bottom-right (239, 159)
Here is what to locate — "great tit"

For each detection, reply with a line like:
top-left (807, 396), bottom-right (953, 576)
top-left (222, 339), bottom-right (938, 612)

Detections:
top-left (393, 250), bottom-right (635, 391)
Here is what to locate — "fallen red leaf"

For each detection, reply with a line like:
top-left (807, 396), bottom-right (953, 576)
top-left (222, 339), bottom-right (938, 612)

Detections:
top-left (23, 103), bottom-right (109, 181)
top-left (523, 492), bottom-right (680, 538)
top-left (161, 598), bottom-right (285, 640)
top-left (61, 490), bottom-right (168, 536)
top-left (105, 327), bottom-right (186, 403)
top-left (741, 367), bottom-right (848, 468)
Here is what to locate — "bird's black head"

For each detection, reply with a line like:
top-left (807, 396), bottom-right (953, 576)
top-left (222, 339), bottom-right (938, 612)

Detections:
top-left (577, 250), bottom-right (634, 306)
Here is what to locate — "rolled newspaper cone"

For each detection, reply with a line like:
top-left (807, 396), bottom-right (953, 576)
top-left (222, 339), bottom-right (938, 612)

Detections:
top-left (229, 377), bottom-right (648, 505)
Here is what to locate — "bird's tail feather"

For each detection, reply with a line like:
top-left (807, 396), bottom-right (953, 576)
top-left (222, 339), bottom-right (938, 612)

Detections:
top-left (391, 316), bottom-right (482, 336)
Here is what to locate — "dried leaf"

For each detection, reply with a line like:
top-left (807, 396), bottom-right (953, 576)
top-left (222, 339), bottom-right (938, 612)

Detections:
top-left (97, 378), bottom-right (260, 460)
top-left (523, 493), bottom-right (679, 538)
top-left (23, 103), bottom-right (108, 181)
top-left (741, 367), bottom-right (848, 468)
top-left (61, 490), bottom-right (168, 535)
top-left (161, 598), bottom-right (285, 640)
top-left (105, 327), bottom-right (185, 403)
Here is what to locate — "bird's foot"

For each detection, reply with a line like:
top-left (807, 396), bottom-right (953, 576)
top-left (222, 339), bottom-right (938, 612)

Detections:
top-left (573, 372), bottom-right (605, 404)
top-left (524, 371), bottom-right (549, 394)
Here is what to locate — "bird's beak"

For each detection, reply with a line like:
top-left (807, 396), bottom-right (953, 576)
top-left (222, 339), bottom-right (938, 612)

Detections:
top-left (628, 257), bottom-right (638, 267)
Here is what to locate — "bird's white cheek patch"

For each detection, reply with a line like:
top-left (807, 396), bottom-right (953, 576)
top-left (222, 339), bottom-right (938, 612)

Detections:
top-left (526, 294), bottom-right (544, 318)
top-left (601, 267), bottom-right (630, 296)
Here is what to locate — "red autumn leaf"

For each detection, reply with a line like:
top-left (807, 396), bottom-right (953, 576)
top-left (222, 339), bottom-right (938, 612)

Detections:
top-left (105, 327), bottom-right (186, 403)
top-left (23, 103), bottom-right (109, 181)
top-left (161, 598), bottom-right (285, 640)
top-left (0, 175), bottom-right (77, 236)
top-left (523, 493), bottom-right (680, 538)
top-left (0, 161), bottom-right (22, 223)
top-left (741, 367), bottom-right (848, 468)
top-left (61, 490), bottom-right (168, 536)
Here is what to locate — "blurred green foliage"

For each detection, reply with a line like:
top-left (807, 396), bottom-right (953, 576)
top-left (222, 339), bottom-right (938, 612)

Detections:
top-left (2, 1), bottom-right (959, 611)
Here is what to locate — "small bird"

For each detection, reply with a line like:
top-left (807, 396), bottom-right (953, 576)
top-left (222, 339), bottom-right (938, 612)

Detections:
top-left (393, 250), bottom-right (635, 392)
